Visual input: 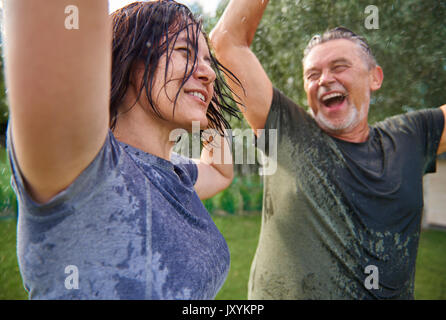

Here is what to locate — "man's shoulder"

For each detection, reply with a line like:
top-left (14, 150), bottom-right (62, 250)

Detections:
top-left (373, 108), bottom-right (443, 133)
top-left (269, 87), bottom-right (317, 129)
top-left (271, 87), bottom-right (305, 112)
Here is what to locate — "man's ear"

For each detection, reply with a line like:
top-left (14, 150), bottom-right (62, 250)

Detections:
top-left (370, 65), bottom-right (384, 92)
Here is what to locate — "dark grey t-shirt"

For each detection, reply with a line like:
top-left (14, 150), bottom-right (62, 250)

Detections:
top-left (249, 88), bottom-right (444, 299)
top-left (7, 129), bottom-right (230, 299)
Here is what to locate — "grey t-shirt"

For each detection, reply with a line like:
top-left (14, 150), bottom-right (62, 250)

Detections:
top-left (7, 128), bottom-right (230, 299)
top-left (249, 88), bottom-right (444, 299)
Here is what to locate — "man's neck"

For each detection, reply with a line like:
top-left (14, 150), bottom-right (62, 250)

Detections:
top-left (327, 123), bottom-right (371, 143)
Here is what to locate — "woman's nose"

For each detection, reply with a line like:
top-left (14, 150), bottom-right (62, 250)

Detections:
top-left (194, 59), bottom-right (216, 84)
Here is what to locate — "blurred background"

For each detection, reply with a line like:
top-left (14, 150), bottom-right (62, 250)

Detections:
top-left (1, 0), bottom-right (445, 300)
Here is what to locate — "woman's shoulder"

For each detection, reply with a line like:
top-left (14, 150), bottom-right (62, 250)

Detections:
top-left (7, 129), bottom-right (131, 215)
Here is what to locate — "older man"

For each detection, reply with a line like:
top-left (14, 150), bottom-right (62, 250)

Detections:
top-left (211, 0), bottom-right (446, 299)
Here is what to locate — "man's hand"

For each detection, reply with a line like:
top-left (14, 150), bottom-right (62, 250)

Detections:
top-left (210, 0), bottom-right (273, 136)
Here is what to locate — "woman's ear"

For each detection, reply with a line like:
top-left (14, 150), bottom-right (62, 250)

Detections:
top-left (370, 65), bottom-right (384, 92)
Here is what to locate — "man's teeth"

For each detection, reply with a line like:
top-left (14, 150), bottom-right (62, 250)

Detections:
top-left (190, 92), bottom-right (205, 102)
top-left (322, 92), bottom-right (344, 102)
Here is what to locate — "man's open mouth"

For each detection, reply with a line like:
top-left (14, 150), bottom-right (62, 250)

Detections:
top-left (320, 92), bottom-right (348, 108)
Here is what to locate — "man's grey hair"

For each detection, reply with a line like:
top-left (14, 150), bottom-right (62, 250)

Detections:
top-left (303, 27), bottom-right (378, 69)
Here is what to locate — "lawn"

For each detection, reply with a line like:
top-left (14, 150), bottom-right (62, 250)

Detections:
top-left (213, 214), bottom-right (261, 300)
top-left (0, 218), bottom-right (27, 300)
top-left (0, 215), bottom-right (445, 300)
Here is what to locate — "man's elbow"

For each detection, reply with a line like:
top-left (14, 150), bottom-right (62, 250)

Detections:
top-left (209, 27), bottom-right (228, 56)
top-left (210, 26), bottom-right (246, 59)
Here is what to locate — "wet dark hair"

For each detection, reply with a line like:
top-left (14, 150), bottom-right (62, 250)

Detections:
top-left (303, 27), bottom-right (377, 69)
top-left (110, 0), bottom-right (241, 134)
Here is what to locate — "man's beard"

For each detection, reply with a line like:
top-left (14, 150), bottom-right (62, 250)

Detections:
top-left (311, 103), bottom-right (368, 134)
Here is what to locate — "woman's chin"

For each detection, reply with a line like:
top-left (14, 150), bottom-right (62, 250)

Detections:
top-left (181, 118), bottom-right (208, 132)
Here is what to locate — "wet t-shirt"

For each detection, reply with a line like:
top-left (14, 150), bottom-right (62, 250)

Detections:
top-left (7, 128), bottom-right (230, 300)
top-left (249, 88), bottom-right (444, 299)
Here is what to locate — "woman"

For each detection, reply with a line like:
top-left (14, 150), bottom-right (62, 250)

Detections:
top-left (4, 0), bottom-right (240, 299)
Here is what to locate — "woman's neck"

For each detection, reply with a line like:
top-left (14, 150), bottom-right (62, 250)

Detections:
top-left (113, 101), bottom-right (177, 161)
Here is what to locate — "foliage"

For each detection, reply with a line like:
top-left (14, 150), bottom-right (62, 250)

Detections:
top-left (0, 147), bottom-right (16, 218)
top-left (203, 174), bottom-right (263, 214)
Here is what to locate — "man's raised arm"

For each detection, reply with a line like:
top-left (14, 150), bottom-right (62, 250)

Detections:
top-left (210, 0), bottom-right (272, 136)
top-left (437, 105), bottom-right (446, 154)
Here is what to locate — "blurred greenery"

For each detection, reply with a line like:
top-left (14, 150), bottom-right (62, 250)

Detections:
top-left (0, 219), bottom-right (27, 300)
top-left (204, 174), bottom-right (263, 215)
top-left (414, 228), bottom-right (446, 299)
top-left (0, 147), bottom-right (16, 219)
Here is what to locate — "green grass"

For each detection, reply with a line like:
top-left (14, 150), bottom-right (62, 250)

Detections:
top-left (0, 218), bottom-right (27, 299)
top-left (213, 214), bottom-right (261, 300)
top-left (1, 215), bottom-right (446, 300)
top-left (414, 229), bottom-right (446, 299)
top-left (0, 147), bottom-right (17, 218)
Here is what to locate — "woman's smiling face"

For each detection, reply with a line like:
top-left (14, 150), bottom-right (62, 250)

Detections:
top-left (136, 26), bottom-right (216, 132)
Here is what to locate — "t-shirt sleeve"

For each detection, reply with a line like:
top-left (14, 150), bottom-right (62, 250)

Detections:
top-left (383, 108), bottom-right (444, 174)
top-left (171, 153), bottom-right (198, 185)
top-left (256, 87), bottom-right (314, 156)
top-left (6, 125), bottom-right (121, 217)
top-left (416, 108), bottom-right (444, 173)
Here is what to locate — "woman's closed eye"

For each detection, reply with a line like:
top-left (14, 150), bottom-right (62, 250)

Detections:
top-left (176, 47), bottom-right (194, 58)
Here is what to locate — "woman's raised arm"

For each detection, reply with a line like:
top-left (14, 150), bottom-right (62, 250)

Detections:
top-left (4, 0), bottom-right (111, 203)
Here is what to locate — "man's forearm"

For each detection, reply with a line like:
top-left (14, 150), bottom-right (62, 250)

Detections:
top-left (211, 0), bottom-right (269, 47)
